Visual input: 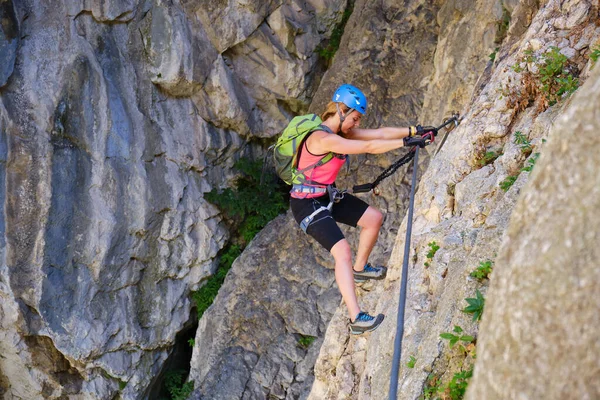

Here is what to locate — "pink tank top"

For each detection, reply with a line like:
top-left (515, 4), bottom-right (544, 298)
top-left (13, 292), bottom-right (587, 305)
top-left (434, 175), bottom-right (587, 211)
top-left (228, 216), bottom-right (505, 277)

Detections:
top-left (291, 138), bottom-right (347, 199)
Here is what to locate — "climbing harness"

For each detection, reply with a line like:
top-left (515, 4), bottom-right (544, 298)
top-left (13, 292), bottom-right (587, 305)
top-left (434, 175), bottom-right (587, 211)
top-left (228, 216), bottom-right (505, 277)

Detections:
top-left (298, 185), bottom-right (347, 232)
top-left (388, 113), bottom-right (461, 400)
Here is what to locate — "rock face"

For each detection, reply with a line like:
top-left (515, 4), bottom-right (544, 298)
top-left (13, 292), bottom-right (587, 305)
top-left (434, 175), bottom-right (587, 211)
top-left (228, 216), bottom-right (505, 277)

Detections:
top-left (188, 0), bottom-right (446, 398)
top-left (307, 0), bottom-right (600, 399)
top-left (466, 55), bottom-right (600, 400)
top-left (0, 0), bottom-right (19, 87)
top-left (189, 213), bottom-right (339, 399)
top-left (2, 0), bottom-right (600, 398)
top-left (0, 0), bottom-right (346, 398)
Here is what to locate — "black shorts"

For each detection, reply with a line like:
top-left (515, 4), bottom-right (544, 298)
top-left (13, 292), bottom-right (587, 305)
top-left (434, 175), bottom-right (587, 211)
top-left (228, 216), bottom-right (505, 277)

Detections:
top-left (290, 193), bottom-right (370, 252)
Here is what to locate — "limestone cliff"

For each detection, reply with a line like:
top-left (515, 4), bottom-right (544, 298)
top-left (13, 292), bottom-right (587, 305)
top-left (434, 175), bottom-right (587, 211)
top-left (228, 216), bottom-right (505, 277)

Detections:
top-left (0, 0), bottom-right (346, 398)
top-left (1, 0), bottom-right (599, 399)
top-left (308, 1), bottom-right (600, 399)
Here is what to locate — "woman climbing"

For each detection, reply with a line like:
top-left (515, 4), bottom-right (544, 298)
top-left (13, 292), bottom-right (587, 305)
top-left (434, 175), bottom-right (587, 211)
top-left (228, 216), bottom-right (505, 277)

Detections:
top-left (290, 84), bottom-right (436, 334)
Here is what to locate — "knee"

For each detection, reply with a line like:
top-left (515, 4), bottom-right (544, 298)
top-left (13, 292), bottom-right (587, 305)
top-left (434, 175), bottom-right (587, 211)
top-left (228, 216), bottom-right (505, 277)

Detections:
top-left (362, 207), bottom-right (383, 229)
top-left (372, 208), bottom-right (383, 228)
top-left (331, 240), bottom-right (352, 265)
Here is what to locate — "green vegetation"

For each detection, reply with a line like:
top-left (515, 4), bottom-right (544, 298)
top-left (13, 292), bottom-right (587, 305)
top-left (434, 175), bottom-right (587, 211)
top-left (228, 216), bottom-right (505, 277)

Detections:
top-left (297, 335), bottom-right (316, 349)
top-left (204, 158), bottom-right (289, 245)
top-left (440, 326), bottom-right (474, 349)
top-left (554, 74), bottom-right (579, 97)
top-left (513, 131), bottom-right (532, 153)
top-left (499, 175), bottom-right (518, 192)
top-left (489, 48), bottom-right (499, 62)
top-left (521, 153), bottom-right (540, 172)
top-left (536, 47), bottom-right (579, 105)
top-left (470, 260), bottom-right (493, 280)
top-left (508, 47), bottom-right (580, 112)
top-left (406, 355), bottom-right (417, 369)
top-left (192, 245), bottom-right (241, 319)
top-left (463, 290), bottom-right (485, 322)
top-left (119, 380), bottom-right (127, 390)
top-left (591, 46), bottom-right (600, 64)
top-left (195, 157), bottom-right (289, 318)
top-left (187, 338), bottom-right (195, 348)
top-left (420, 367), bottom-right (474, 400)
top-left (421, 374), bottom-right (442, 399)
top-left (444, 368), bottom-right (474, 400)
top-left (317, 3), bottom-right (354, 61)
top-left (424, 241), bottom-right (440, 267)
top-left (478, 150), bottom-right (502, 167)
top-left (498, 133), bottom-right (541, 191)
top-left (164, 370), bottom-right (194, 400)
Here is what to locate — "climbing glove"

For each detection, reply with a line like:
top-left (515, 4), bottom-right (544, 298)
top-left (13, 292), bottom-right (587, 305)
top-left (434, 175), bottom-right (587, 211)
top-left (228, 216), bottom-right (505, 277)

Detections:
top-left (403, 132), bottom-right (435, 148)
top-left (417, 125), bottom-right (439, 136)
top-left (409, 125), bottom-right (439, 137)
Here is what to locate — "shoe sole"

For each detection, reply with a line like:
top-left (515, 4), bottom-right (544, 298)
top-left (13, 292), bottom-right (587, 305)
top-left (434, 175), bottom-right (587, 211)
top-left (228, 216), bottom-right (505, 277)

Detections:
top-left (353, 274), bottom-right (387, 283)
top-left (353, 267), bottom-right (388, 283)
top-left (349, 315), bottom-right (385, 335)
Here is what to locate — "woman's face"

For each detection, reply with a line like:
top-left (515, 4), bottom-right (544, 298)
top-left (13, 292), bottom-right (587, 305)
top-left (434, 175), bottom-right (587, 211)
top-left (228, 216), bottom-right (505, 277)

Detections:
top-left (341, 110), bottom-right (362, 133)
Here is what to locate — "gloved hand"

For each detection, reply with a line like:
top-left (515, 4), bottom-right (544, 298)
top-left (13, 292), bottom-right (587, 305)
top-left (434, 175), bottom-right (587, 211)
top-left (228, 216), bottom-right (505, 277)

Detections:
top-left (403, 132), bottom-right (435, 148)
top-left (417, 125), bottom-right (439, 136)
top-left (409, 125), bottom-right (438, 137)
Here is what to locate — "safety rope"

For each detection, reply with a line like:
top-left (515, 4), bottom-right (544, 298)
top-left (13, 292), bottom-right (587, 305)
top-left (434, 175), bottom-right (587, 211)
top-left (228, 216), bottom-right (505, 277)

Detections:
top-left (352, 148), bottom-right (416, 193)
top-left (388, 146), bottom-right (420, 400)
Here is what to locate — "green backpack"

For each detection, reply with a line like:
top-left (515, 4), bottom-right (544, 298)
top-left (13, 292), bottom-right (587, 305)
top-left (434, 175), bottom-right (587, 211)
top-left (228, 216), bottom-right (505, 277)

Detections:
top-left (272, 114), bottom-right (335, 185)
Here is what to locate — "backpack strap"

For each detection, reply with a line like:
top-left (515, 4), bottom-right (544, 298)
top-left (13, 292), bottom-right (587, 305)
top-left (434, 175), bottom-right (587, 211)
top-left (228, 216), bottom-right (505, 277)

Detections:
top-left (293, 124), bottom-right (337, 176)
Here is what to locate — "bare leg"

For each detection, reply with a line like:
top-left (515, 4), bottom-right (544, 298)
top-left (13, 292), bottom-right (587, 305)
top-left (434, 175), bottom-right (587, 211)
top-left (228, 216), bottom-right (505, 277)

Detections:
top-left (330, 239), bottom-right (361, 320)
top-left (353, 206), bottom-right (383, 271)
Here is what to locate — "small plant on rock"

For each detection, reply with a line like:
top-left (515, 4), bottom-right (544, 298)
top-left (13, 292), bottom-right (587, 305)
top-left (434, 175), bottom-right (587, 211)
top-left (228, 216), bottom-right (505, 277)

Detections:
top-left (424, 241), bottom-right (440, 267)
top-left (538, 47), bottom-right (579, 106)
top-left (478, 151), bottom-right (502, 167)
top-left (192, 245), bottom-right (241, 319)
top-left (420, 374), bottom-right (442, 399)
top-left (590, 46), bottom-right (600, 65)
top-left (297, 335), bottom-right (316, 349)
top-left (444, 367), bottom-right (474, 400)
top-left (440, 326), bottom-right (474, 349)
top-left (470, 260), bottom-right (493, 280)
top-left (406, 355), bottom-right (417, 369)
top-left (204, 158), bottom-right (289, 245)
top-left (513, 131), bottom-right (532, 153)
top-left (164, 370), bottom-right (194, 400)
top-left (506, 46), bottom-right (580, 113)
top-left (499, 175), bottom-right (518, 192)
top-left (463, 290), bottom-right (485, 322)
top-left (521, 153), bottom-right (540, 172)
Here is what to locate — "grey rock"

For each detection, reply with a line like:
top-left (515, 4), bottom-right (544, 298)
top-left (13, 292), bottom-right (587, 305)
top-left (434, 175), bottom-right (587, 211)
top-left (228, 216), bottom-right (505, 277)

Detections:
top-left (189, 213), bottom-right (339, 399)
top-left (143, 1), bottom-right (218, 96)
top-left (466, 48), bottom-right (600, 400)
top-left (309, 1), bottom-right (600, 399)
top-left (0, 0), bottom-right (19, 87)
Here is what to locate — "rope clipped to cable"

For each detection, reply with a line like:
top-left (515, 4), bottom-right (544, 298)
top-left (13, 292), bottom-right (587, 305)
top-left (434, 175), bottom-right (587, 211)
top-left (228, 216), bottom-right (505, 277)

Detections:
top-left (352, 149), bottom-right (416, 194)
top-left (352, 114), bottom-right (461, 194)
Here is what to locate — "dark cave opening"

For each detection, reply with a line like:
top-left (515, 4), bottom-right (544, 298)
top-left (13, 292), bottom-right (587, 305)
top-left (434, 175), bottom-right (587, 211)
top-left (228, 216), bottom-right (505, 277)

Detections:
top-left (145, 309), bottom-right (198, 400)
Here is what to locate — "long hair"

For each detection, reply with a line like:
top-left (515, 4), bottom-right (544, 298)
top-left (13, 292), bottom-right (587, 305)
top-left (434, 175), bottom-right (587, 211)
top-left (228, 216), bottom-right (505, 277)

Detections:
top-left (320, 101), bottom-right (349, 122)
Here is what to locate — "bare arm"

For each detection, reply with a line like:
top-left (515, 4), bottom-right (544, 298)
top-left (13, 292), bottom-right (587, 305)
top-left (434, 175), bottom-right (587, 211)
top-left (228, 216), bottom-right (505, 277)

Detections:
top-left (346, 127), bottom-right (411, 141)
top-left (307, 131), bottom-right (406, 155)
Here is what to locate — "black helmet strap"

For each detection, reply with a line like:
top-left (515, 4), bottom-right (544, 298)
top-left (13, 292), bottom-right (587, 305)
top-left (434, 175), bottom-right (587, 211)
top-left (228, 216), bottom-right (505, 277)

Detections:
top-left (336, 103), bottom-right (355, 133)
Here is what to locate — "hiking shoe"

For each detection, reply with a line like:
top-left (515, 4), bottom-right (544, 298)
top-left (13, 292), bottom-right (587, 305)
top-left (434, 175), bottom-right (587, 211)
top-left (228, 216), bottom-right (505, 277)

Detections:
top-left (353, 263), bottom-right (387, 283)
top-left (349, 311), bottom-right (385, 335)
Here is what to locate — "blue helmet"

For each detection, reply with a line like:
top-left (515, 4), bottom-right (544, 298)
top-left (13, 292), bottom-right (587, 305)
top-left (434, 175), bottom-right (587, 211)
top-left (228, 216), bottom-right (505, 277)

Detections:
top-left (332, 84), bottom-right (367, 114)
